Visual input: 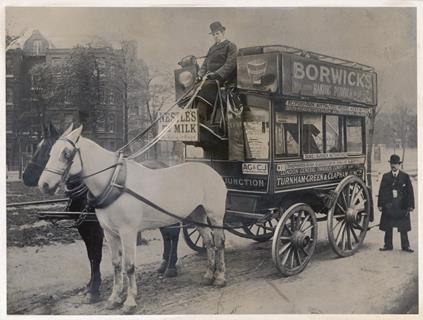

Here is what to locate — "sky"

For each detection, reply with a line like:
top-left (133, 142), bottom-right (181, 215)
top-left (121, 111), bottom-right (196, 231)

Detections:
top-left (6, 7), bottom-right (417, 113)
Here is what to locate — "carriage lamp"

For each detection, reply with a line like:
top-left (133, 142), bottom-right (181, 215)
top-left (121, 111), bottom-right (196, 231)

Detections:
top-left (178, 70), bottom-right (195, 88)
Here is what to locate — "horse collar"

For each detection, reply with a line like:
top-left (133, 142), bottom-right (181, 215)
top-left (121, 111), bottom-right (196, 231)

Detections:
top-left (87, 153), bottom-right (127, 209)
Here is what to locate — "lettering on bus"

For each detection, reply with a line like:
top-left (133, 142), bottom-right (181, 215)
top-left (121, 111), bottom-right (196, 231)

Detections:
top-left (276, 169), bottom-right (364, 187)
top-left (223, 177), bottom-right (267, 190)
top-left (282, 54), bottom-right (377, 106)
top-left (158, 109), bottom-right (199, 141)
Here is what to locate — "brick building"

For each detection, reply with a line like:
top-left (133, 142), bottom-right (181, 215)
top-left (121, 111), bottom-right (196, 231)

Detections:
top-left (6, 30), bottom-right (147, 172)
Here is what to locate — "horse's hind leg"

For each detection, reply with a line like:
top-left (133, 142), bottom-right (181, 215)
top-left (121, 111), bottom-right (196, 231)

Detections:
top-left (196, 225), bottom-right (216, 285)
top-left (120, 229), bottom-right (138, 312)
top-left (209, 217), bottom-right (226, 287)
top-left (103, 228), bottom-right (124, 308)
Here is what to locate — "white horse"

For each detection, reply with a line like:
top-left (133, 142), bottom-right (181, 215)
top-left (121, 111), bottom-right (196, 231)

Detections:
top-left (38, 124), bottom-right (227, 312)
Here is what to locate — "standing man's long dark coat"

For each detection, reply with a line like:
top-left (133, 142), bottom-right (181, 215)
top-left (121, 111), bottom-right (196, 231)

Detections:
top-left (378, 170), bottom-right (414, 232)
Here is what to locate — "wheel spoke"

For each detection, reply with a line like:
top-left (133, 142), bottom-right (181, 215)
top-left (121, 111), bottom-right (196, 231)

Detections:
top-left (279, 241), bottom-right (292, 256)
top-left (335, 221), bottom-right (346, 246)
top-left (341, 190), bottom-right (348, 209)
top-left (283, 224), bottom-right (293, 235)
top-left (188, 229), bottom-right (197, 237)
top-left (194, 233), bottom-right (202, 246)
top-left (350, 183), bottom-right (358, 205)
top-left (281, 247), bottom-right (292, 265)
top-left (255, 226), bottom-right (262, 236)
top-left (279, 236), bottom-right (291, 241)
top-left (332, 217), bottom-right (343, 233)
top-left (290, 249), bottom-right (295, 268)
top-left (341, 224), bottom-right (347, 250)
top-left (300, 247), bottom-right (310, 257)
top-left (301, 223), bottom-right (314, 234)
top-left (336, 202), bottom-right (346, 214)
top-left (346, 224), bottom-right (352, 250)
top-left (295, 249), bottom-right (302, 266)
top-left (350, 225), bottom-right (360, 243)
top-left (299, 214), bottom-right (310, 231)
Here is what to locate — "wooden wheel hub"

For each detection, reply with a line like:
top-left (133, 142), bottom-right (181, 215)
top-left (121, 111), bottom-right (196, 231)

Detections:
top-left (291, 231), bottom-right (310, 249)
top-left (346, 207), bottom-right (359, 224)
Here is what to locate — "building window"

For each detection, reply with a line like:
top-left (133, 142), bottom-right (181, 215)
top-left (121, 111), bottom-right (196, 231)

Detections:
top-left (346, 117), bottom-right (364, 154)
top-left (275, 111), bottom-right (299, 158)
top-left (6, 58), bottom-right (14, 77)
top-left (302, 114), bottom-right (323, 154)
top-left (64, 114), bottom-right (73, 129)
top-left (96, 111), bottom-right (106, 132)
top-left (108, 90), bottom-right (115, 104)
top-left (97, 58), bottom-right (106, 78)
top-left (6, 87), bottom-right (13, 105)
top-left (33, 40), bottom-right (42, 55)
top-left (99, 87), bottom-right (106, 104)
top-left (6, 111), bottom-right (13, 133)
top-left (106, 113), bottom-right (116, 133)
top-left (325, 115), bottom-right (344, 153)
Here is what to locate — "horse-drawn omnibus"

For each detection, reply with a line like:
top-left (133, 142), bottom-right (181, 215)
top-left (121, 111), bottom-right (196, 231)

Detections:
top-left (171, 45), bottom-right (377, 276)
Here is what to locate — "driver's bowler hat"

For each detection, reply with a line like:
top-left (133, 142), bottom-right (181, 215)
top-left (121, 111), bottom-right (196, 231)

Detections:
top-left (209, 21), bottom-right (226, 34)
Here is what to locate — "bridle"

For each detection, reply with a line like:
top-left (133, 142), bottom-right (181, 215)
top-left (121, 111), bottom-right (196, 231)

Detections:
top-left (43, 138), bottom-right (81, 183)
top-left (43, 137), bottom-right (123, 184)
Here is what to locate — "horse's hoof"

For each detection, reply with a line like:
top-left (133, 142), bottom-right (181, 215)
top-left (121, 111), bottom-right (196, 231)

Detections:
top-left (105, 300), bottom-right (122, 310)
top-left (83, 292), bottom-right (101, 304)
top-left (122, 303), bottom-right (137, 314)
top-left (201, 276), bottom-right (215, 286)
top-left (213, 277), bottom-right (226, 287)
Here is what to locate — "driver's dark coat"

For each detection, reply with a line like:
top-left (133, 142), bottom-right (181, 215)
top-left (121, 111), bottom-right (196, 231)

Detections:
top-left (377, 170), bottom-right (414, 232)
top-left (198, 39), bottom-right (237, 82)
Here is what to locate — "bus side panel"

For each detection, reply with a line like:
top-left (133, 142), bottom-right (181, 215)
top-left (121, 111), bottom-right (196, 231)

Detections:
top-left (274, 157), bottom-right (366, 192)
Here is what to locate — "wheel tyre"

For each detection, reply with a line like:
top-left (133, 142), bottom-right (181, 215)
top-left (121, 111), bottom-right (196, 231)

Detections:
top-left (182, 224), bottom-right (206, 253)
top-left (327, 175), bottom-right (371, 257)
top-left (272, 203), bottom-right (317, 276)
top-left (242, 216), bottom-right (280, 242)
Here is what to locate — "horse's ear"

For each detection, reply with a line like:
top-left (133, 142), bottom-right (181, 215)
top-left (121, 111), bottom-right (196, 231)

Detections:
top-left (60, 123), bottom-right (74, 138)
top-left (66, 125), bottom-right (83, 144)
top-left (49, 122), bottom-right (60, 138)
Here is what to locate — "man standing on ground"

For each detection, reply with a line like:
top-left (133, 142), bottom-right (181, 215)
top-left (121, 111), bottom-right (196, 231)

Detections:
top-left (378, 154), bottom-right (415, 253)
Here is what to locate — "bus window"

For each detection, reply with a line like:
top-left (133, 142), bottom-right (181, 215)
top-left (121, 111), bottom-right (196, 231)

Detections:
top-left (243, 102), bottom-right (270, 159)
top-left (325, 115), bottom-right (344, 153)
top-left (302, 114), bottom-right (323, 154)
top-left (346, 117), bottom-right (364, 154)
top-left (275, 112), bottom-right (299, 157)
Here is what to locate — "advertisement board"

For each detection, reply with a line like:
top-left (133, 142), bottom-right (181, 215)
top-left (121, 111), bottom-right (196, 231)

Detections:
top-left (158, 109), bottom-right (199, 141)
top-left (275, 157), bottom-right (365, 190)
top-left (237, 53), bottom-right (279, 93)
top-left (281, 53), bottom-right (377, 106)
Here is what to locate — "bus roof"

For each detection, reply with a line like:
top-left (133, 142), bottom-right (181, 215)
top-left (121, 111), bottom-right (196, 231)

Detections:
top-left (238, 45), bottom-right (375, 73)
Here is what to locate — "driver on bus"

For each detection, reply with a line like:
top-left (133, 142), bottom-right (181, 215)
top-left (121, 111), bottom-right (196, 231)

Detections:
top-left (196, 21), bottom-right (238, 122)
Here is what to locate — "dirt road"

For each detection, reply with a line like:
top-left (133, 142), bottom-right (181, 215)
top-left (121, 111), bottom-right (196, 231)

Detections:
top-left (7, 212), bottom-right (418, 315)
top-left (6, 173), bottom-right (418, 315)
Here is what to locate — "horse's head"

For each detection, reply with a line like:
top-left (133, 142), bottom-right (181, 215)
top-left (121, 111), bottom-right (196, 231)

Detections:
top-left (38, 124), bottom-right (83, 195)
top-left (22, 122), bottom-right (62, 186)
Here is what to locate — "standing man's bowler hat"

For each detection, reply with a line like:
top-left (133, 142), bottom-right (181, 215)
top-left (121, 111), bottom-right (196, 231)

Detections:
top-left (209, 21), bottom-right (226, 34)
top-left (389, 154), bottom-right (402, 164)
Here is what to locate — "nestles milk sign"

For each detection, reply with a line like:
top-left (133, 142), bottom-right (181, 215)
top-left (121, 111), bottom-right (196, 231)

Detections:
top-left (158, 109), bottom-right (199, 141)
top-left (281, 54), bottom-right (377, 106)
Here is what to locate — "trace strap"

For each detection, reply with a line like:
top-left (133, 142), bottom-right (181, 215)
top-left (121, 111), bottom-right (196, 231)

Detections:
top-left (124, 186), bottom-right (230, 230)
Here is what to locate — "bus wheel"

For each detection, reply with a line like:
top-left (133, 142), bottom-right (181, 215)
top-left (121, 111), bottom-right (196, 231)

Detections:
top-left (272, 203), bottom-right (317, 276)
top-left (327, 175), bottom-right (371, 257)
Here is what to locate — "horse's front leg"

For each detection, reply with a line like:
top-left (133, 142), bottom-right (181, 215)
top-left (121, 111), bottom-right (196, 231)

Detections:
top-left (120, 229), bottom-right (138, 313)
top-left (103, 228), bottom-right (124, 309)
